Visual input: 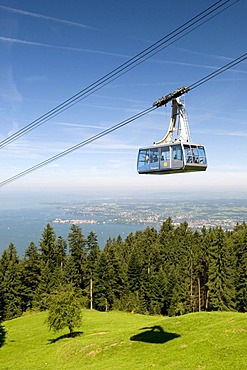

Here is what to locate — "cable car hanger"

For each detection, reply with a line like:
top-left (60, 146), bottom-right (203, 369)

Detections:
top-left (137, 87), bottom-right (207, 175)
top-left (153, 87), bottom-right (191, 144)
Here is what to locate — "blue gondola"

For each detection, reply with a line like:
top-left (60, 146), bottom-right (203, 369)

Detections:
top-left (137, 89), bottom-right (207, 175)
top-left (137, 142), bottom-right (207, 174)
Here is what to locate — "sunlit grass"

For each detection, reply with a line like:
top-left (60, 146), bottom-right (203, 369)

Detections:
top-left (1, 310), bottom-right (247, 369)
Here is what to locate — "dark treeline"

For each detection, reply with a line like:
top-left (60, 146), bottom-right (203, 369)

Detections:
top-left (0, 219), bottom-right (246, 321)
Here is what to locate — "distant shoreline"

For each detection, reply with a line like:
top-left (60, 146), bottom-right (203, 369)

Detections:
top-left (0, 196), bottom-right (246, 257)
top-left (52, 218), bottom-right (97, 224)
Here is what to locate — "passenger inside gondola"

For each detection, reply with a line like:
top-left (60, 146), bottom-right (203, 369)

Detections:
top-left (185, 147), bottom-right (193, 163)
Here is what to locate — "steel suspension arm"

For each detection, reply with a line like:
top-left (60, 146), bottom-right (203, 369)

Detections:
top-left (153, 86), bottom-right (190, 108)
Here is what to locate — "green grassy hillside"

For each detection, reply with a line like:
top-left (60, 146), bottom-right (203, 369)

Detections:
top-left (1, 310), bottom-right (246, 370)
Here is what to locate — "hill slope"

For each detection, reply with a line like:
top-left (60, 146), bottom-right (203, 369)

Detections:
top-left (1, 310), bottom-right (247, 370)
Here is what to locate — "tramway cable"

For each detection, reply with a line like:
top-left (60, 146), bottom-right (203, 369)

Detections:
top-left (0, 0), bottom-right (239, 149)
top-left (188, 52), bottom-right (247, 90)
top-left (0, 51), bottom-right (246, 188)
top-left (0, 107), bottom-right (156, 187)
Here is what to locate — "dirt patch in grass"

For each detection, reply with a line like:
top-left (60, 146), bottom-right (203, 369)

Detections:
top-left (87, 349), bottom-right (101, 357)
top-left (79, 344), bottom-right (95, 352)
top-left (89, 331), bottom-right (108, 336)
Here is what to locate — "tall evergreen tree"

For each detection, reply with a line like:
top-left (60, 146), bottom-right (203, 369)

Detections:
top-left (231, 223), bottom-right (247, 312)
top-left (123, 232), bottom-right (136, 262)
top-left (0, 257), bottom-right (6, 327)
top-left (86, 231), bottom-right (101, 272)
top-left (127, 245), bottom-right (143, 293)
top-left (53, 236), bottom-right (67, 285)
top-left (21, 242), bottom-right (41, 311)
top-left (196, 227), bottom-right (210, 311)
top-left (0, 244), bottom-right (22, 319)
top-left (36, 225), bottom-right (63, 309)
top-left (207, 227), bottom-right (235, 311)
top-left (147, 268), bottom-right (168, 315)
top-left (54, 236), bottom-right (67, 270)
top-left (94, 240), bottom-right (128, 311)
top-left (67, 224), bottom-right (87, 292)
top-left (166, 222), bottom-right (192, 315)
top-left (34, 261), bottom-right (52, 310)
top-left (39, 224), bottom-right (57, 270)
top-left (158, 218), bottom-right (176, 271)
top-left (86, 231), bottom-right (101, 309)
top-left (93, 251), bottom-right (111, 311)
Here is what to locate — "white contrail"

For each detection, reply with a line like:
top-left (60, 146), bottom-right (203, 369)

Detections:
top-left (0, 36), bottom-right (128, 58)
top-left (0, 5), bottom-right (94, 29)
top-left (3, 36), bottom-right (245, 76)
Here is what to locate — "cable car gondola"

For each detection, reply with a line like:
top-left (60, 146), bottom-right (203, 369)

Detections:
top-left (137, 90), bottom-right (207, 175)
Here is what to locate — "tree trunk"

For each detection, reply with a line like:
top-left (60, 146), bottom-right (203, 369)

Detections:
top-left (205, 288), bottom-right (209, 311)
top-left (69, 325), bottom-right (73, 336)
top-left (198, 277), bottom-right (201, 312)
top-left (90, 277), bottom-right (93, 310)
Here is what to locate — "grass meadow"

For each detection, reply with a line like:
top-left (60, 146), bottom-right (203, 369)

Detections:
top-left (1, 310), bottom-right (247, 369)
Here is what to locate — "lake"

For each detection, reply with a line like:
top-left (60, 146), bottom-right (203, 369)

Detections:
top-left (0, 206), bottom-right (148, 257)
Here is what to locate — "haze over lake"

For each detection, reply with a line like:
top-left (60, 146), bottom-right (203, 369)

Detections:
top-left (1, 191), bottom-right (247, 257)
top-left (0, 206), bottom-right (148, 256)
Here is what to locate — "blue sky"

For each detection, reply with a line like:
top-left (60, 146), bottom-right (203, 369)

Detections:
top-left (0, 0), bottom-right (247, 203)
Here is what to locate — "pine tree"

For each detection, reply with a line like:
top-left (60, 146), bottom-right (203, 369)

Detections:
top-left (39, 224), bottom-right (57, 270)
top-left (35, 224), bottom-right (63, 308)
top-left (165, 222), bottom-right (192, 315)
top-left (123, 232), bottom-right (136, 261)
top-left (86, 231), bottom-right (101, 309)
top-left (0, 244), bottom-right (22, 319)
top-left (148, 268), bottom-right (168, 315)
top-left (141, 227), bottom-right (158, 273)
top-left (93, 251), bottom-right (111, 311)
top-left (21, 242), bottom-right (41, 311)
top-left (207, 227), bottom-right (235, 311)
top-left (53, 236), bottom-right (67, 285)
top-left (231, 223), bottom-right (247, 312)
top-left (127, 246), bottom-right (143, 293)
top-left (67, 224), bottom-right (87, 292)
top-left (0, 261), bottom-right (6, 345)
top-left (158, 218), bottom-right (176, 270)
top-left (165, 265), bottom-right (179, 316)
top-left (196, 227), bottom-right (210, 311)
top-left (93, 241), bottom-right (128, 311)
top-left (107, 241), bottom-right (128, 308)
top-left (137, 227), bottom-right (159, 313)
top-left (54, 236), bottom-right (67, 270)
top-left (34, 261), bottom-right (52, 310)
top-left (86, 231), bottom-right (100, 272)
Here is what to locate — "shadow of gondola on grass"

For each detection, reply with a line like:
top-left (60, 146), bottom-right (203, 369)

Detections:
top-left (48, 331), bottom-right (83, 344)
top-left (130, 325), bottom-right (180, 344)
top-left (0, 325), bottom-right (6, 348)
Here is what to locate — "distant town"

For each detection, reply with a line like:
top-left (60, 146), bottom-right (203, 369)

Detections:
top-left (51, 196), bottom-right (247, 231)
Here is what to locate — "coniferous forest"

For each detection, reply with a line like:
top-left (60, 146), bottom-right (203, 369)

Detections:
top-left (0, 218), bottom-right (247, 322)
